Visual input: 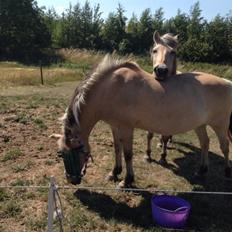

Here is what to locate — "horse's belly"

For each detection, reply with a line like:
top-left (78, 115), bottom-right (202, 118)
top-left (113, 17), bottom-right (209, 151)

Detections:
top-left (132, 105), bottom-right (208, 135)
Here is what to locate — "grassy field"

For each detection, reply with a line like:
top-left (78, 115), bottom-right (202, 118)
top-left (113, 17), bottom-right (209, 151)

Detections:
top-left (0, 50), bottom-right (232, 232)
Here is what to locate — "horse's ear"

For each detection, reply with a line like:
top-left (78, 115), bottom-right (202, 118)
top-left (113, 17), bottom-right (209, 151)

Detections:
top-left (153, 31), bottom-right (161, 44)
top-left (174, 34), bottom-right (178, 41)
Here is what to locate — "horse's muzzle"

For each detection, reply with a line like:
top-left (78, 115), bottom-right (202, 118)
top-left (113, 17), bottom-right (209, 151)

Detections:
top-left (154, 64), bottom-right (168, 80)
top-left (65, 173), bottom-right (82, 185)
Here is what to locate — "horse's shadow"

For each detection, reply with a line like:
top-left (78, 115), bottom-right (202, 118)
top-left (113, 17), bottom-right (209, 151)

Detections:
top-left (73, 141), bottom-right (232, 231)
top-left (165, 141), bottom-right (232, 191)
top-left (74, 190), bottom-right (154, 229)
top-left (151, 141), bottom-right (232, 230)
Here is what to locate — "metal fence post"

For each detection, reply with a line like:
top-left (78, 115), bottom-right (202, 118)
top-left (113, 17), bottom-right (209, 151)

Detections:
top-left (47, 176), bottom-right (55, 232)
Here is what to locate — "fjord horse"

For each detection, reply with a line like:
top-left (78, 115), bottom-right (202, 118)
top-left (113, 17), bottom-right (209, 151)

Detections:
top-left (57, 55), bottom-right (232, 188)
top-left (146, 31), bottom-right (178, 164)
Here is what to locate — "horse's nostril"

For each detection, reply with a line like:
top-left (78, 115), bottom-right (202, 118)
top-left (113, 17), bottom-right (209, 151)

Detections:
top-left (155, 65), bottom-right (168, 78)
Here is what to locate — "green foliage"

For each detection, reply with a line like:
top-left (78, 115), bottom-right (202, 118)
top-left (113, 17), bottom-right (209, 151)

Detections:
top-left (1, 0), bottom-right (232, 63)
top-left (101, 4), bottom-right (127, 51)
top-left (0, 0), bottom-right (51, 59)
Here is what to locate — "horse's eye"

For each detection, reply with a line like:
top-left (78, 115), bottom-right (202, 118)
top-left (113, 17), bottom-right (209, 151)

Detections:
top-left (153, 50), bottom-right (157, 54)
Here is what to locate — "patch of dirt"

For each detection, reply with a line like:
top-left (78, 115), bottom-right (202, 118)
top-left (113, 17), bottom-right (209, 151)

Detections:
top-left (0, 81), bottom-right (232, 231)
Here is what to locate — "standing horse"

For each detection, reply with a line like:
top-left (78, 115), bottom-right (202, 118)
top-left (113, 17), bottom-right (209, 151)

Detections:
top-left (145, 31), bottom-right (178, 164)
top-left (56, 55), bottom-right (232, 188)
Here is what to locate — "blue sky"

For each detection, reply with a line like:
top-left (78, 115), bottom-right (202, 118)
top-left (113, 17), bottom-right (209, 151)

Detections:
top-left (37, 0), bottom-right (232, 21)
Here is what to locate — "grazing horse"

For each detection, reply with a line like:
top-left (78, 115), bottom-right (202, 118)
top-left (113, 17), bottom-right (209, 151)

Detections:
top-left (56, 55), bottom-right (232, 188)
top-left (146, 31), bottom-right (178, 164)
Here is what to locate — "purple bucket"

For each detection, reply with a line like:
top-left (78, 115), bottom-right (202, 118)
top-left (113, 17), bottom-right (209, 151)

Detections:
top-left (151, 195), bottom-right (191, 229)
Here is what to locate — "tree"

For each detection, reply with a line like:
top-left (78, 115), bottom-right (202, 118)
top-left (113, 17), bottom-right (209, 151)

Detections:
top-left (43, 7), bottom-right (60, 47)
top-left (0, 0), bottom-right (51, 58)
top-left (138, 8), bottom-right (153, 53)
top-left (205, 15), bottom-right (231, 62)
top-left (153, 7), bottom-right (165, 33)
top-left (101, 4), bottom-right (127, 51)
top-left (180, 2), bottom-right (210, 62)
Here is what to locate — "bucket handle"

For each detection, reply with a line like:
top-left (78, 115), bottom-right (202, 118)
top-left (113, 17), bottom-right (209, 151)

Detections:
top-left (174, 206), bottom-right (189, 212)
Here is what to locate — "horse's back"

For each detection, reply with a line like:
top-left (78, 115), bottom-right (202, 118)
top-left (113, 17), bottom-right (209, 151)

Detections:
top-left (100, 66), bottom-right (232, 134)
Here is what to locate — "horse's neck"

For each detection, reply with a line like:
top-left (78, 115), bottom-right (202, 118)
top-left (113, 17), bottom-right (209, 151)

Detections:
top-left (79, 102), bottom-right (99, 141)
top-left (172, 58), bottom-right (177, 75)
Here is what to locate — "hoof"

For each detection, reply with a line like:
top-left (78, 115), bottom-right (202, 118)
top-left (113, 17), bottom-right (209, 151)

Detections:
top-left (225, 167), bottom-right (231, 178)
top-left (158, 155), bottom-right (167, 165)
top-left (117, 180), bottom-right (126, 189)
top-left (157, 143), bottom-right (163, 148)
top-left (117, 180), bottom-right (134, 189)
top-left (144, 155), bottom-right (152, 163)
top-left (105, 173), bottom-right (118, 182)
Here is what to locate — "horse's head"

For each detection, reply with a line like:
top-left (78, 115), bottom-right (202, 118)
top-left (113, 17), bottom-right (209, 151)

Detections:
top-left (56, 110), bottom-right (91, 185)
top-left (151, 31), bottom-right (178, 81)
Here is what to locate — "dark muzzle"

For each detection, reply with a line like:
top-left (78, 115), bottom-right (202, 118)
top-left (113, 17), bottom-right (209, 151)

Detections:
top-left (57, 147), bottom-right (84, 185)
top-left (154, 64), bottom-right (168, 80)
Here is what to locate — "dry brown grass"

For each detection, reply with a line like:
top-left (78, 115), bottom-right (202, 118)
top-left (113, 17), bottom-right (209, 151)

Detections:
top-left (0, 65), bottom-right (81, 86)
top-left (0, 81), bottom-right (232, 232)
top-left (1, 50), bottom-right (232, 231)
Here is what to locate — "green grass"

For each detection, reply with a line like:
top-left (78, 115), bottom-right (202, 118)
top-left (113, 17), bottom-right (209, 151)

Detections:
top-left (25, 215), bottom-right (47, 231)
top-left (14, 113), bottom-right (31, 124)
top-left (12, 161), bottom-right (34, 173)
top-left (33, 118), bottom-right (47, 130)
top-left (0, 200), bottom-right (22, 218)
top-left (0, 189), bottom-right (10, 202)
top-left (178, 61), bottom-right (232, 80)
top-left (10, 179), bottom-right (33, 187)
top-left (2, 148), bottom-right (23, 162)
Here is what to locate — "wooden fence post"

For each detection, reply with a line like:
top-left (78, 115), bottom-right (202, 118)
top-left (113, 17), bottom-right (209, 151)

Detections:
top-left (39, 60), bottom-right (44, 85)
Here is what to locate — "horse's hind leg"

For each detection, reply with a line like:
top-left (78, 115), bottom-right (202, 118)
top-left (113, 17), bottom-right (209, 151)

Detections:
top-left (106, 127), bottom-right (123, 182)
top-left (194, 125), bottom-right (210, 175)
top-left (145, 132), bottom-right (153, 162)
top-left (211, 125), bottom-right (231, 178)
top-left (118, 127), bottom-right (134, 188)
top-left (158, 135), bottom-right (170, 165)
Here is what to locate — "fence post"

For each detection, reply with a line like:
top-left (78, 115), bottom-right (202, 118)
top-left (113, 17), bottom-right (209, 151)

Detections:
top-left (47, 176), bottom-right (55, 232)
top-left (39, 60), bottom-right (44, 85)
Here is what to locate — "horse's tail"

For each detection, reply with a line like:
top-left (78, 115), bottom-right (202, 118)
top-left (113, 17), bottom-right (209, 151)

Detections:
top-left (228, 113), bottom-right (232, 143)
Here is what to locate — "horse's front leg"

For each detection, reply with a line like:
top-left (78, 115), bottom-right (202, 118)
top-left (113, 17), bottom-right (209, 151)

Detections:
top-left (118, 128), bottom-right (134, 188)
top-left (145, 131), bottom-right (154, 162)
top-left (194, 125), bottom-right (209, 176)
top-left (106, 127), bottom-right (123, 182)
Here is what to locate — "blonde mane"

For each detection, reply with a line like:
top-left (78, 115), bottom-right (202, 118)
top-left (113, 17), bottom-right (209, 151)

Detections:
top-left (63, 54), bottom-right (140, 128)
top-left (161, 33), bottom-right (178, 49)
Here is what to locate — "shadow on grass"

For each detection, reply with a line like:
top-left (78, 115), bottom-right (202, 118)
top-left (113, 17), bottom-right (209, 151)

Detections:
top-left (165, 141), bottom-right (232, 231)
top-left (74, 141), bottom-right (232, 231)
top-left (74, 189), bottom-right (155, 229)
top-left (170, 141), bottom-right (232, 191)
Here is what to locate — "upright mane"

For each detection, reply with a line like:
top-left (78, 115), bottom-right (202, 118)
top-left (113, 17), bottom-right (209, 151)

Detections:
top-left (161, 33), bottom-right (178, 49)
top-left (62, 54), bottom-right (140, 129)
